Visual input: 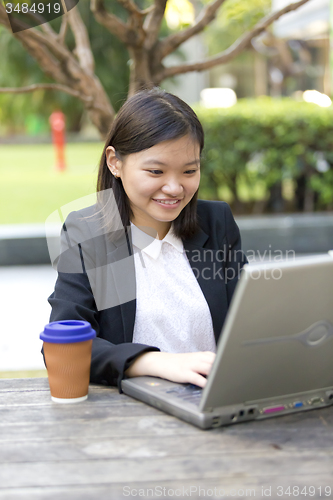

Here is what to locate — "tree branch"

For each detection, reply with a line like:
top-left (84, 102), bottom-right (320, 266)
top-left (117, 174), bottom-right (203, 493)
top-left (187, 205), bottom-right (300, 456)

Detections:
top-left (117, 0), bottom-right (142, 15)
top-left (14, 32), bottom-right (72, 85)
top-left (0, 83), bottom-right (111, 112)
top-left (24, 11), bottom-right (57, 37)
top-left (1, 5), bottom-right (102, 95)
top-left (67, 7), bottom-right (95, 74)
top-left (157, 0), bottom-right (226, 61)
top-left (0, 83), bottom-right (93, 101)
top-left (90, 0), bottom-right (131, 45)
top-left (143, 0), bottom-right (167, 51)
top-left (0, 12), bottom-right (78, 70)
top-left (5, 19), bottom-right (90, 84)
top-left (0, 3), bottom-right (57, 37)
top-left (59, 13), bottom-right (69, 44)
top-left (0, 3), bottom-right (11, 29)
top-left (140, 5), bottom-right (155, 16)
top-left (155, 0), bottom-right (311, 81)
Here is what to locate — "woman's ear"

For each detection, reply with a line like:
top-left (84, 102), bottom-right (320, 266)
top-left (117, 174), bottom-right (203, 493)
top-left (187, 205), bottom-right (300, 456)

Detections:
top-left (106, 146), bottom-right (121, 177)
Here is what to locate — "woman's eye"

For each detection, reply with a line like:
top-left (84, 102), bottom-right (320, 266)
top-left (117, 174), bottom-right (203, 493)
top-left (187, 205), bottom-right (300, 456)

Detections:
top-left (147, 168), bottom-right (198, 175)
top-left (148, 170), bottom-right (163, 175)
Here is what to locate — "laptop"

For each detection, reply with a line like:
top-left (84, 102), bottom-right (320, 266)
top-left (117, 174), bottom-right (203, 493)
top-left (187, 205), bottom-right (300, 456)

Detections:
top-left (121, 254), bottom-right (333, 429)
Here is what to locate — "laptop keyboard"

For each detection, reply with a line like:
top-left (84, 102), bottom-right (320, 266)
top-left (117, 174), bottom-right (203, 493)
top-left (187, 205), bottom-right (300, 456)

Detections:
top-left (165, 384), bottom-right (202, 405)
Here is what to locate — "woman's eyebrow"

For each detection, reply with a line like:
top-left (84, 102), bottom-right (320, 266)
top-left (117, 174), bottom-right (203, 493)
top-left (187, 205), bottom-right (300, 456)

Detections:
top-left (142, 159), bottom-right (200, 166)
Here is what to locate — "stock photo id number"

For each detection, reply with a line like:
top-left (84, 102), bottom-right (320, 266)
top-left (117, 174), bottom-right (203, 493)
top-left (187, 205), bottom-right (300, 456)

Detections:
top-left (3, 0), bottom-right (79, 32)
top-left (274, 486), bottom-right (332, 497)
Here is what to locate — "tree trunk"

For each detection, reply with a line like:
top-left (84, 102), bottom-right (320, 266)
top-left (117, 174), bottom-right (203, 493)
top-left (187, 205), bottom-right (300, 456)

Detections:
top-left (228, 174), bottom-right (243, 213)
top-left (84, 77), bottom-right (115, 138)
top-left (267, 182), bottom-right (284, 213)
top-left (128, 47), bottom-right (154, 95)
top-left (128, 45), bottom-right (166, 95)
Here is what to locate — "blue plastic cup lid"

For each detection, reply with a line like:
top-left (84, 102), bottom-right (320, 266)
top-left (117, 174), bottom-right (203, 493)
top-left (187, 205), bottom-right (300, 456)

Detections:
top-left (40, 320), bottom-right (96, 344)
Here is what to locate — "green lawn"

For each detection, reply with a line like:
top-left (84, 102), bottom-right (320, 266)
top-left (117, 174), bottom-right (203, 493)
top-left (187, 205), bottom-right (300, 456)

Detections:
top-left (0, 142), bottom-right (104, 224)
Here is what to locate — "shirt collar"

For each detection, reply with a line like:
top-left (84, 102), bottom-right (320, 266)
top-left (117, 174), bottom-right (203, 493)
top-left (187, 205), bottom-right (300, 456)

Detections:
top-left (130, 222), bottom-right (183, 260)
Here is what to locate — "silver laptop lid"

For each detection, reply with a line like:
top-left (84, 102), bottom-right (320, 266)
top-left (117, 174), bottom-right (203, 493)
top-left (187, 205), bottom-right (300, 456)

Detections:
top-left (200, 254), bottom-right (333, 411)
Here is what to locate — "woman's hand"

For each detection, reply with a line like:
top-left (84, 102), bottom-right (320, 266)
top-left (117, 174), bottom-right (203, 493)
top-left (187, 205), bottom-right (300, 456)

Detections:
top-left (125, 351), bottom-right (216, 388)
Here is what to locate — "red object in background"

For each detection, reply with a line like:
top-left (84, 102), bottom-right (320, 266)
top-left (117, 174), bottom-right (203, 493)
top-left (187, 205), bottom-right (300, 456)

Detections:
top-left (49, 111), bottom-right (66, 171)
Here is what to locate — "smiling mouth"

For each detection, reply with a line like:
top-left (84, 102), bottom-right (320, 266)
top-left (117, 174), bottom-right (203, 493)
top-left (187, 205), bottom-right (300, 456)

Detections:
top-left (152, 199), bottom-right (181, 205)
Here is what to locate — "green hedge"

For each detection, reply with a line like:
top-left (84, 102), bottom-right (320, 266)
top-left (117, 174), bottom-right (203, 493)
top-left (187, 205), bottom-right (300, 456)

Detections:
top-left (195, 97), bottom-right (333, 213)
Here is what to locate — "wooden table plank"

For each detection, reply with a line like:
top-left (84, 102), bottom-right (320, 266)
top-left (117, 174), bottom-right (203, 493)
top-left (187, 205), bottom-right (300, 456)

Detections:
top-left (1, 476), bottom-right (332, 500)
top-left (1, 410), bottom-right (333, 462)
top-left (1, 422), bottom-right (332, 464)
top-left (0, 378), bottom-right (332, 500)
top-left (1, 452), bottom-right (333, 487)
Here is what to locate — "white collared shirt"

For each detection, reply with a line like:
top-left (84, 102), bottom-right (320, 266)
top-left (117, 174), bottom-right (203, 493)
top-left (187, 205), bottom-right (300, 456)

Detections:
top-left (131, 223), bottom-right (216, 353)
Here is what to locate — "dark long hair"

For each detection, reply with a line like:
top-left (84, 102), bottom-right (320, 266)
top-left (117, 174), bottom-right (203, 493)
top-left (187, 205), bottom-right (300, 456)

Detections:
top-left (97, 88), bottom-right (204, 239)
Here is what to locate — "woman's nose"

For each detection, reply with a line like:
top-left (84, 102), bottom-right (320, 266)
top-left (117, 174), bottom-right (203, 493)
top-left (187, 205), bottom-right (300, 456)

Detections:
top-left (162, 179), bottom-right (184, 196)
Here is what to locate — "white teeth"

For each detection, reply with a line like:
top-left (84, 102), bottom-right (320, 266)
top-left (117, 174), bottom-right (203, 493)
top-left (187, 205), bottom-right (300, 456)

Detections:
top-left (155, 200), bottom-right (179, 205)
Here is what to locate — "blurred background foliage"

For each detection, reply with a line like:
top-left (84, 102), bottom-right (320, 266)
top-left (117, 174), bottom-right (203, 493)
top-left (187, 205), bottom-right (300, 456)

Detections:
top-left (196, 98), bottom-right (333, 214)
top-left (203, 0), bottom-right (271, 53)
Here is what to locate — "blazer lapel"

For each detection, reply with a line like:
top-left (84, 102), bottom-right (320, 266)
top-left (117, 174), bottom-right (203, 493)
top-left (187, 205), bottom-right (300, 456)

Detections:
top-left (106, 227), bottom-right (136, 343)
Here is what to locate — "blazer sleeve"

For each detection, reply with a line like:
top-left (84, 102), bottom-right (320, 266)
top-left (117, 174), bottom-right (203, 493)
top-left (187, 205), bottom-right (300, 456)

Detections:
top-left (223, 203), bottom-right (248, 306)
top-left (47, 210), bottom-right (160, 392)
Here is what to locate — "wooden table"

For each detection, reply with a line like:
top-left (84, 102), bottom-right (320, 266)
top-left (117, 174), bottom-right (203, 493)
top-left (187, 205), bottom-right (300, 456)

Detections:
top-left (1, 378), bottom-right (332, 500)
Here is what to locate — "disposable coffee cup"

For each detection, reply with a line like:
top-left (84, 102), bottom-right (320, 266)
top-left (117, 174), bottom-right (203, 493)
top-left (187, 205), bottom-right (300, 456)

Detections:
top-left (40, 320), bottom-right (96, 403)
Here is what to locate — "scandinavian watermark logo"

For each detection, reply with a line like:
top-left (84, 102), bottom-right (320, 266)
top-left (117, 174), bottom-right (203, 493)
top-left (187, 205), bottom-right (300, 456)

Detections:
top-left (3, 0), bottom-right (79, 33)
top-left (45, 191), bottom-right (296, 312)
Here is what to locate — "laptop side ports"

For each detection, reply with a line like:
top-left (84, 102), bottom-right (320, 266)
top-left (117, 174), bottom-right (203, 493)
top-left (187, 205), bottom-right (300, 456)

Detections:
top-left (308, 397), bottom-right (323, 406)
top-left (211, 416), bottom-right (222, 427)
top-left (326, 391), bottom-right (333, 403)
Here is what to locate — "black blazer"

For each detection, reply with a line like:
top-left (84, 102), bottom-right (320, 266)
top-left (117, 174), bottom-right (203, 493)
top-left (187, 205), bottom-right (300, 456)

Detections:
top-left (48, 199), bottom-right (247, 391)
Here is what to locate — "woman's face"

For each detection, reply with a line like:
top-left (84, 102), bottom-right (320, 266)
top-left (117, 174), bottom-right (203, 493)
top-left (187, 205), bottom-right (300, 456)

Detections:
top-left (106, 135), bottom-right (200, 239)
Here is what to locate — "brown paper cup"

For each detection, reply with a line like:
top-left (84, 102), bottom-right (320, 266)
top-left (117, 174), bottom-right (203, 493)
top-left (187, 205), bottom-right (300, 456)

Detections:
top-left (43, 339), bottom-right (93, 403)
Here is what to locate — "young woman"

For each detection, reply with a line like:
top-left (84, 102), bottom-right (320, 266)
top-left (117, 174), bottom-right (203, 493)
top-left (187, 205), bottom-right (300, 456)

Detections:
top-left (48, 88), bottom-right (247, 392)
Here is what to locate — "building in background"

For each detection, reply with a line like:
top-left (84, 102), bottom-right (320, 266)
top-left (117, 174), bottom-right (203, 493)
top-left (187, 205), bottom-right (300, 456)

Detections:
top-left (271, 0), bottom-right (330, 96)
top-left (163, 35), bottom-right (209, 105)
top-left (206, 0), bottom-right (331, 101)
